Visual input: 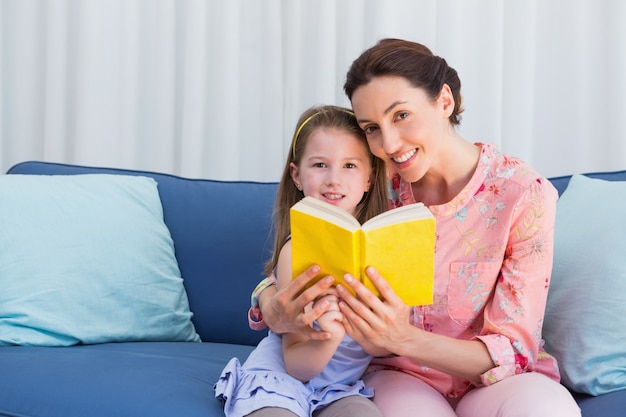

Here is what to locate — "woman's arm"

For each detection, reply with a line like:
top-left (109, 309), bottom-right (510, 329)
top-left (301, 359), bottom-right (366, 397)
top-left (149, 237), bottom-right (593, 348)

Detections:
top-left (338, 267), bottom-right (494, 384)
top-left (472, 179), bottom-right (559, 384)
top-left (339, 177), bottom-right (559, 385)
top-left (253, 265), bottom-right (336, 340)
top-left (276, 243), bottom-right (344, 382)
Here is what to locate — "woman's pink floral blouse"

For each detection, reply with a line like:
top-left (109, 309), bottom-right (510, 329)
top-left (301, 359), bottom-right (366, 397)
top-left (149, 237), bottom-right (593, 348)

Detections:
top-left (369, 143), bottom-right (561, 398)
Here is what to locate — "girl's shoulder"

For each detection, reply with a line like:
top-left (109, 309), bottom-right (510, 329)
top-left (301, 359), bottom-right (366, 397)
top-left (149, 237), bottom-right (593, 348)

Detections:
top-left (275, 239), bottom-right (293, 290)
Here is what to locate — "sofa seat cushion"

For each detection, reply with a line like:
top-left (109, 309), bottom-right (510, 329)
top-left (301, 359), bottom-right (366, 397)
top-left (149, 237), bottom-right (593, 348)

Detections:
top-left (574, 391), bottom-right (626, 416)
top-left (0, 342), bottom-right (253, 417)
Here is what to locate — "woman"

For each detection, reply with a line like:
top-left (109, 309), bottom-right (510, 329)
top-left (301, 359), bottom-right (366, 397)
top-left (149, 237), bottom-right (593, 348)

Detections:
top-left (251, 39), bottom-right (580, 416)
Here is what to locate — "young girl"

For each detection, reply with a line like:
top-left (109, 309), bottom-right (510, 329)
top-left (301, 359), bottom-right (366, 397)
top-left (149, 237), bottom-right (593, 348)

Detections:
top-left (214, 105), bottom-right (388, 417)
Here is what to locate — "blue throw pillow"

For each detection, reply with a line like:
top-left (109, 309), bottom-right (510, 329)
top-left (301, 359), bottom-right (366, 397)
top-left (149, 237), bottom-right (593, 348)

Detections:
top-left (0, 174), bottom-right (200, 346)
top-left (543, 174), bottom-right (626, 395)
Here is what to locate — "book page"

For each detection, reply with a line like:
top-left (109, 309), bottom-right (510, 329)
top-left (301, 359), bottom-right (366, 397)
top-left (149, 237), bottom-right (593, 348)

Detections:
top-left (362, 218), bottom-right (435, 306)
top-left (362, 202), bottom-right (433, 231)
top-left (291, 212), bottom-right (360, 294)
top-left (292, 197), bottom-right (360, 231)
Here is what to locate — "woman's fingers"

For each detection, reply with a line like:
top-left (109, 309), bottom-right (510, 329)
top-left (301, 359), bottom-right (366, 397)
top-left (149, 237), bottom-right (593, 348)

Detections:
top-left (278, 266), bottom-right (333, 311)
top-left (336, 273), bottom-right (381, 330)
top-left (285, 265), bottom-right (321, 301)
top-left (363, 266), bottom-right (403, 304)
top-left (337, 267), bottom-right (412, 354)
top-left (281, 266), bottom-right (336, 340)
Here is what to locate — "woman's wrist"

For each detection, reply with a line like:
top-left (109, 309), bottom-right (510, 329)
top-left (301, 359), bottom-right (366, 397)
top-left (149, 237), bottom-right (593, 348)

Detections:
top-left (250, 275), bottom-right (277, 309)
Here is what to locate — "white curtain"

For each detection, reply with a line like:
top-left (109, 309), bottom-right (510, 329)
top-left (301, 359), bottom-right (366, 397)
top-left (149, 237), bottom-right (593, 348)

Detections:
top-left (1, 0), bottom-right (624, 181)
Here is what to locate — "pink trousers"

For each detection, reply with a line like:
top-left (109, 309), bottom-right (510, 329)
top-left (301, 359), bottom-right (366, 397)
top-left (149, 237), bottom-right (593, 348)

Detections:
top-left (364, 370), bottom-right (581, 417)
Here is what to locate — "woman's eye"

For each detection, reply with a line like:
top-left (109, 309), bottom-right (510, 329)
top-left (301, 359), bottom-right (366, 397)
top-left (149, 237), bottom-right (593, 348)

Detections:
top-left (395, 111), bottom-right (409, 121)
top-left (363, 125), bottom-right (378, 134)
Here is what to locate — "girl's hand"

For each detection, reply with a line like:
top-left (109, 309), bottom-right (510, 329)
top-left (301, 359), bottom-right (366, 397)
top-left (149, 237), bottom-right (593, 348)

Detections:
top-left (261, 265), bottom-right (336, 340)
top-left (337, 266), bottom-right (413, 356)
top-left (314, 293), bottom-right (345, 340)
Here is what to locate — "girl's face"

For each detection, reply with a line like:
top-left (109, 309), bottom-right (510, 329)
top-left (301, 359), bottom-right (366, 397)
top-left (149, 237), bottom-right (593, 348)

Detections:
top-left (290, 127), bottom-right (372, 216)
top-left (350, 75), bottom-right (454, 183)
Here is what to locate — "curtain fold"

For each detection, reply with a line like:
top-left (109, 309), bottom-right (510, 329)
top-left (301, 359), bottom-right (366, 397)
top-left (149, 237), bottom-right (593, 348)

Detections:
top-left (1, 0), bottom-right (624, 181)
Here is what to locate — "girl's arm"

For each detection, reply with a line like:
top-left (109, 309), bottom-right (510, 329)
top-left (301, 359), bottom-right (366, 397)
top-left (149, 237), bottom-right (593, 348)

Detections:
top-left (276, 242), bottom-right (344, 382)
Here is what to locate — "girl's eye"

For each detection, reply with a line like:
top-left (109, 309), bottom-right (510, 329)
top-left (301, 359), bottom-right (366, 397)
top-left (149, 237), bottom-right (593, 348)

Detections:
top-left (313, 162), bottom-right (327, 168)
top-left (345, 163), bottom-right (357, 169)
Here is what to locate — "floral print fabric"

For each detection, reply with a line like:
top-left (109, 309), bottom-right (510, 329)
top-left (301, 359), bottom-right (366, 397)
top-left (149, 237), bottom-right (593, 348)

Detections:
top-left (370, 143), bottom-right (560, 398)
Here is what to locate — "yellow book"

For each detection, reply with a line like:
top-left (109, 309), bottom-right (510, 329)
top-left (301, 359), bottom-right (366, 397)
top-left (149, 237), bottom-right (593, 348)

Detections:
top-left (290, 196), bottom-right (436, 306)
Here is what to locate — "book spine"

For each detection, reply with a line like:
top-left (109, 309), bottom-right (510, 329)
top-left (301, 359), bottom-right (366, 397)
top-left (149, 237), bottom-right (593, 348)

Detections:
top-left (357, 229), bottom-right (365, 283)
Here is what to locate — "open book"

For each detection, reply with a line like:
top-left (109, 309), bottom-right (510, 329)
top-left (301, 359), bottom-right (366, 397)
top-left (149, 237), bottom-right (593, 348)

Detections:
top-left (290, 196), bottom-right (436, 306)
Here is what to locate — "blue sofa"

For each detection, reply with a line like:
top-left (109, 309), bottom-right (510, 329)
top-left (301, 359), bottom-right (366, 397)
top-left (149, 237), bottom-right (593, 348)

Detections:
top-left (0, 160), bottom-right (624, 417)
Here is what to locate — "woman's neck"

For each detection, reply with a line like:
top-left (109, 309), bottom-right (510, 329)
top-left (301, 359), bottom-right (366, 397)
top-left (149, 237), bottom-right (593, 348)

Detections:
top-left (411, 139), bottom-right (481, 206)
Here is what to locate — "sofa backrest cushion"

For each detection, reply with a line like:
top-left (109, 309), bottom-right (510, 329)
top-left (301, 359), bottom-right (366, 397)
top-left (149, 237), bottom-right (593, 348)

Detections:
top-left (548, 169), bottom-right (626, 196)
top-left (7, 161), bottom-right (277, 346)
top-left (544, 173), bottom-right (626, 395)
top-left (0, 173), bottom-right (200, 346)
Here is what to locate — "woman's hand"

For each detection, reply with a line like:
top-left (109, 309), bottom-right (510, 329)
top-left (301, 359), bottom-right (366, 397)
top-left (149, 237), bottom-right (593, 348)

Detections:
top-left (337, 266), bottom-right (413, 357)
top-left (259, 265), bottom-right (336, 340)
top-left (339, 266), bottom-right (495, 381)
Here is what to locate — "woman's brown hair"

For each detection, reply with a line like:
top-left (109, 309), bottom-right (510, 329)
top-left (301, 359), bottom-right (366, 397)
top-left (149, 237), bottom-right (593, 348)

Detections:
top-left (344, 38), bottom-right (464, 125)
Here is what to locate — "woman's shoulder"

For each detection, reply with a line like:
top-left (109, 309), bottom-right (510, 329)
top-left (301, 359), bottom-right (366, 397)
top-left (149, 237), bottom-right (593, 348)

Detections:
top-left (479, 143), bottom-right (549, 184)
top-left (477, 142), bottom-right (558, 202)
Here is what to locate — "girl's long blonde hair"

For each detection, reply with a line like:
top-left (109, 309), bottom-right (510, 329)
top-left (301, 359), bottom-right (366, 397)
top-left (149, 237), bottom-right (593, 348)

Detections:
top-left (264, 105), bottom-right (389, 275)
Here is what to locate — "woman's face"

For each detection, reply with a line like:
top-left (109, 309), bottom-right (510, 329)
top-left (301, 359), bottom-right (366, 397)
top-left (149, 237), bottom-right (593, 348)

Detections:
top-left (351, 75), bottom-right (453, 183)
top-left (290, 127), bottom-right (372, 216)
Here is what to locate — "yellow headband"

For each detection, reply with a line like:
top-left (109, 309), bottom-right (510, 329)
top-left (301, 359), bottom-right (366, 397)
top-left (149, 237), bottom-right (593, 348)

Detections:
top-left (291, 109), bottom-right (355, 159)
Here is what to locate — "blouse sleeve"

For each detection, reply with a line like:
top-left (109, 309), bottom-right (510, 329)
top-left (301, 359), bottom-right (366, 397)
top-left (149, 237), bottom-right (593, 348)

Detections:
top-left (247, 275), bottom-right (276, 331)
top-left (475, 178), bottom-right (558, 385)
